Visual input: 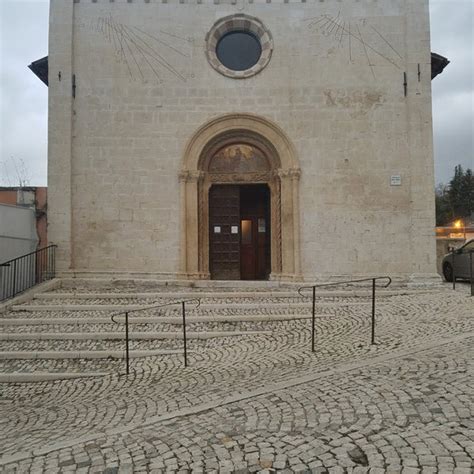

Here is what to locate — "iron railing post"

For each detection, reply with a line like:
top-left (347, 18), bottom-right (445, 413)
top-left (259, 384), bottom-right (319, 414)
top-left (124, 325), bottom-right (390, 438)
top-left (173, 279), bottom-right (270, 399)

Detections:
top-left (12, 260), bottom-right (17, 298)
top-left (371, 278), bottom-right (376, 345)
top-left (311, 286), bottom-right (316, 353)
top-left (299, 277), bottom-right (391, 350)
top-left (0, 245), bottom-right (58, 302)
top-left (452, 248), bottom-right (456, 290)
top-left (125, 311), bottom-right (130, 375)
top-left (182, 301), bottom-right (188, 367)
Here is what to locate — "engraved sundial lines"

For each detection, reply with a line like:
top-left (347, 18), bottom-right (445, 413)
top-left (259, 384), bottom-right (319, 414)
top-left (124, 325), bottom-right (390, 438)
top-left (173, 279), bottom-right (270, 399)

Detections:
top-left (87, 15), bottom-right (192, 84)
top-left (304, 12), bottom-right (403, 78)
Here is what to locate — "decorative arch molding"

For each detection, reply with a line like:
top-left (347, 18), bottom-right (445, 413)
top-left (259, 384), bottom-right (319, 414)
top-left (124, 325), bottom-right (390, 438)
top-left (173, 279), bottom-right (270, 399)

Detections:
top-left (180, 113), bottom-right (301, 281)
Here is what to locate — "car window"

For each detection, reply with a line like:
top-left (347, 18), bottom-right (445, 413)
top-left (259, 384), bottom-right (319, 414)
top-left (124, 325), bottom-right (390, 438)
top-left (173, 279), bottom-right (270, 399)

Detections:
top-left (462, 241), bottom-right (474, 253)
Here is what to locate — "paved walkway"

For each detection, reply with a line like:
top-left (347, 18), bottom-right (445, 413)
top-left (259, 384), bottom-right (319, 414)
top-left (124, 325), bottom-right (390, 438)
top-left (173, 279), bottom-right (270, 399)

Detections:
top-left (1, 284), bottom-right (473, 473)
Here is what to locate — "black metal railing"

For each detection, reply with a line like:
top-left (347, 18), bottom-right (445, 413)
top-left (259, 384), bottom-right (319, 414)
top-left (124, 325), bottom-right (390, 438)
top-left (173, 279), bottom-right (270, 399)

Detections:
top-left (111, 298), bottom-right (201, 375)
top-left (298, 276), bottom-right (392, 352)
top-left (0, 245), bottom-right (57, 302)
top-left (451, 248), bottom-right (474, 297)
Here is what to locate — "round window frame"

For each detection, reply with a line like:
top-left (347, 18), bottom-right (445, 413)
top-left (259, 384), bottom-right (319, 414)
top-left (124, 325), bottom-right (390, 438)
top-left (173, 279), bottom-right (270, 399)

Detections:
top-left (205, 14), bottom-right (273, 79)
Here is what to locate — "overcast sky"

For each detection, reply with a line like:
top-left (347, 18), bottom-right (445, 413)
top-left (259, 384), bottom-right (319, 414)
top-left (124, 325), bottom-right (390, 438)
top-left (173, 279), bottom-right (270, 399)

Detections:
top-left (0, 0), bottom-right (473, 186)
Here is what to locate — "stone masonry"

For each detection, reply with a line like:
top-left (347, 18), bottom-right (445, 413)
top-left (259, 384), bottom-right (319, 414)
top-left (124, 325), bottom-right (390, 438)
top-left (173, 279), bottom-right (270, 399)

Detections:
top-left (47, 0), bottom-right (438, 282)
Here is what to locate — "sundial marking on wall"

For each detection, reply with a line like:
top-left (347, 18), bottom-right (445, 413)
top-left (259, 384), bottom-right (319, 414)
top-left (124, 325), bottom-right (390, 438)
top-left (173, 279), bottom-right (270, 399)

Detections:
top-left (303, 12), bottom-right (403, 79)
top-left (89, 15), bottom-right (193, 83)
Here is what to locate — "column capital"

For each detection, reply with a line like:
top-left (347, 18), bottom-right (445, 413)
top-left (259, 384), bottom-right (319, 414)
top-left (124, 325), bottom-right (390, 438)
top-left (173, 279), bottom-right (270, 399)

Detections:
top-left (179, 170), bottom-right (203, 183)
top-left (276, 167), bottom-right (301, 179)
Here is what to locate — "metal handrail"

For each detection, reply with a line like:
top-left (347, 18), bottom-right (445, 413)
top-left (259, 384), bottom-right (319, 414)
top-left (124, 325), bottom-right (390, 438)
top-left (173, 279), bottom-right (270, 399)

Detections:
top-left (110, 298), bottom-right (201, 375)
top-left (298, 276), bottom-right (392, 296)
top-left (0, 244), bottom-right (57, 267)
top-left (0, 245), bottom-right (57, 302)
top-left (298, 276), bottom-right (392, 352)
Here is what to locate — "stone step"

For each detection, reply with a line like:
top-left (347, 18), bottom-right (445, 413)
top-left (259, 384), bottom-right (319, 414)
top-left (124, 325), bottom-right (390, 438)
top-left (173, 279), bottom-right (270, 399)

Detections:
top-left (59, 278), bottom-right (295, 290)
top-left (0, 349), bottom-right (189, 360)
top-left (11, 301), bottom-right (378, 312)
top-left (35, 289), bottom-right (424, 299)
top-left (0, 330), bottom-right (272, 341)
top-left (0, 372), bottom-right (109, 383)
top-left (23, 297), bottom-right (360, 306)
top-left (0, 314), bottom-right (313, 326)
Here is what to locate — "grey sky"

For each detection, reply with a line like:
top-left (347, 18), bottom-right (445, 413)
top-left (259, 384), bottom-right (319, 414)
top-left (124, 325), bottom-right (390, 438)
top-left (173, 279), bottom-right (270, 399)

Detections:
top-left (0, 0), bottom-right (473, 186)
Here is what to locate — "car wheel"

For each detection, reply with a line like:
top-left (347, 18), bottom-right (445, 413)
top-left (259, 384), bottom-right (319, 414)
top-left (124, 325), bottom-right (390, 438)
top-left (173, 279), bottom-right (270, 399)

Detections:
top-left (443, 262), bottom-right (453, 282)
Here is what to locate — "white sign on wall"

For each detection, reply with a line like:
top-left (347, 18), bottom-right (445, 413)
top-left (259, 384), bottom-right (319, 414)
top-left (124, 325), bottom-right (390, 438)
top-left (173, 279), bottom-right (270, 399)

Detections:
top-left (390, 175), bottom-right (402, 186)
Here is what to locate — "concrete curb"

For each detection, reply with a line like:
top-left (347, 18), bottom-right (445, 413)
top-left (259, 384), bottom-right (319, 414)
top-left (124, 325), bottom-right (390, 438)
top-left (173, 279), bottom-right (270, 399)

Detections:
top-left (1, 331), bottom-right (472, 466)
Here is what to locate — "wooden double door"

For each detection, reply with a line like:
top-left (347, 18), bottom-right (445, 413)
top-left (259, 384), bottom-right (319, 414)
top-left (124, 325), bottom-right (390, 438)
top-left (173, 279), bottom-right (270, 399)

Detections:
top-left (209, 184), bottom-right (270, 280)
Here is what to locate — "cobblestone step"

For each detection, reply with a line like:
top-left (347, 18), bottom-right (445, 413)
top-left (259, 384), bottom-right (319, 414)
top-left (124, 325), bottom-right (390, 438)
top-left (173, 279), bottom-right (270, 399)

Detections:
top-left (35, 289), bottom-right (430, 299)
top-left (0, 280), bottom-right (402, 383)
top-left (0, 314), bottom-right (314, 326)
top-left (0, 330), bottom-right (272, 341)
top-left (0, 357), bottom-right (128, 375)
top-left (0, 372), bottom-right (109, 383)
top-left (11, 301), bottom-right (378, 312)
top-left (1, 306), bottom-right (362, 321)
top-left (22, 296), bottom-right (364, 306)
top-left (0, 349), bottom-right (188, 360)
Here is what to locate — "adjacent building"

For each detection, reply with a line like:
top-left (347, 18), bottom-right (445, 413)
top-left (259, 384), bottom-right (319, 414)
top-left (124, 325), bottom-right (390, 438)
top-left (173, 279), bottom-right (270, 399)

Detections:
top-left (0, 187), bottom-right (48, 262)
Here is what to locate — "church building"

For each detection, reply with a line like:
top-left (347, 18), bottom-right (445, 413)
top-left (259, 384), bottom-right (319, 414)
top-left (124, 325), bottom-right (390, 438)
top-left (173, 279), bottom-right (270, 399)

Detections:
top-left (45, 0), bottom-right (445, 283)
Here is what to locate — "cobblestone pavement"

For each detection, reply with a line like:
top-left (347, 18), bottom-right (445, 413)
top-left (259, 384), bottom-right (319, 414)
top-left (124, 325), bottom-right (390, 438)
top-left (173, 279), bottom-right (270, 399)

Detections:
top-left (0, 284), bottom-right (473, 472)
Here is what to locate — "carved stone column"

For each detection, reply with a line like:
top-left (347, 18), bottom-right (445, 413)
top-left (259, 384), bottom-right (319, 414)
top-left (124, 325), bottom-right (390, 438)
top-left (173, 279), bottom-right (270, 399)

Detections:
top-left (278, 169), bottom-right (295, 277)
top-left (179, 172), bottom-right (187, 275)
top-left (268, 176), bottom-right (282, 278)
top-left (180, 171), bottom-right (202, 278)
top-left (290, 168), bottom-right (302, 279)
top-left (199, 178), bottom-right (212, 276)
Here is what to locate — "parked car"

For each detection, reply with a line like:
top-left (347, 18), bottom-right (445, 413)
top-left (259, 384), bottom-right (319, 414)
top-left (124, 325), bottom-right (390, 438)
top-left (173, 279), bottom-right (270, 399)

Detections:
top-left (442, 239), bottom-right (474, 281)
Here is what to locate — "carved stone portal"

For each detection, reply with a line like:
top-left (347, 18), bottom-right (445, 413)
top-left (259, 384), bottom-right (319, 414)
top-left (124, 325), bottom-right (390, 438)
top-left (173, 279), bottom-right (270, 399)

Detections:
top-left (180, 113), bottom-right (301, 281)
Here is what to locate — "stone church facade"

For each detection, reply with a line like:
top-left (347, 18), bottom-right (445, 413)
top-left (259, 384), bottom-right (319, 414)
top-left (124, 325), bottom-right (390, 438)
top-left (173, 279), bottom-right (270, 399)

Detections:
top-left (48, 0), bottom-right (438, 282)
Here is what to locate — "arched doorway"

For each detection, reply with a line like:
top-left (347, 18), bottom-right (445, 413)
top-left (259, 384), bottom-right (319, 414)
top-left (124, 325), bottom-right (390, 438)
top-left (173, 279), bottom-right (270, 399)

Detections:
top-left (180, 113), bottom-right (301, 281)
top-left (206, 142), bottom-right (273, 280)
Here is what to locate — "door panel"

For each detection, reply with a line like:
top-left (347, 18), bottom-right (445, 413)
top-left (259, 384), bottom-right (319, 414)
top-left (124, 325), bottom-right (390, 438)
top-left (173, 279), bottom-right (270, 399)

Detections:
top-left (209, 185), bottom-right (240, 280)
top-left (240, 185), bottom-right (271, 280)
top-left (240, 219), bottom-right (255, 280)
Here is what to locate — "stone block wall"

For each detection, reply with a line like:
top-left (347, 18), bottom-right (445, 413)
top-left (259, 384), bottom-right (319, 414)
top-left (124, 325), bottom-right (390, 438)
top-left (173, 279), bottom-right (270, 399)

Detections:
top-left (48, 0), bottom-right (437, 281)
